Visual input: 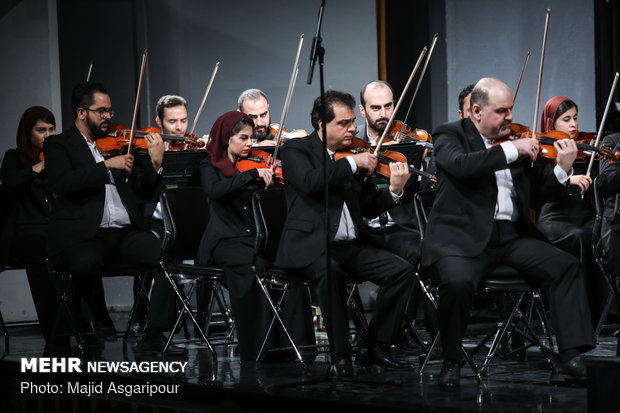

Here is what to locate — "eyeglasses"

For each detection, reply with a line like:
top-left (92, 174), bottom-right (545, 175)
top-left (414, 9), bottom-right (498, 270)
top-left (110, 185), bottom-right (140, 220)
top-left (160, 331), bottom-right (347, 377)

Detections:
top-left (83, 107), bottom-right (115, 118)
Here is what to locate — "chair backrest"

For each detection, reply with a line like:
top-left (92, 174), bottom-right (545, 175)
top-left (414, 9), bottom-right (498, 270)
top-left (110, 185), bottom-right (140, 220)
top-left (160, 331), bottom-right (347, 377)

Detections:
top-left (160, 186), bottom-right (209, 261)
top-left (592, 176), bottom-right (619, 259)
top-left (413, 189), bottom-right (437, 240)
top-left (251, 187), bottom-right (287, 263)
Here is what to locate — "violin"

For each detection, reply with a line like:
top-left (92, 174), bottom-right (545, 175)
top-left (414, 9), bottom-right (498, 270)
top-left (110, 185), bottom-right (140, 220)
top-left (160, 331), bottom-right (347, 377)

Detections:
top-left (236, 148), bottom-right (284, 183)
top-left (96, 126), bottom-right (204, 156)
top-left (264, 123), bottom-right (308, 143)
top-left (386, 120), bottom-right (433, 148)
top-left (334, 137), bottom-right (436, 182)
top-left (499, 123), bottom-right (612, 161)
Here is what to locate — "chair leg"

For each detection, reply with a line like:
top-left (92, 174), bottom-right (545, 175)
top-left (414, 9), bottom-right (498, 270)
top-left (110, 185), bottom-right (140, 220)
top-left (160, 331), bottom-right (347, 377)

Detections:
top-left (210, 282), bottom-right (236, 343)
top-left (254, 270), bottom-right (304, 364)
top-left (595, 290), bottom-right (615, 342)
top-left (418, 332), bottom-right (441, 377)
top-left (47, 263), bottom-right (85, 353)
top-left (478, 293), bottom-right (526, 374)
top-left (160, 262), bottom-right (216, 359)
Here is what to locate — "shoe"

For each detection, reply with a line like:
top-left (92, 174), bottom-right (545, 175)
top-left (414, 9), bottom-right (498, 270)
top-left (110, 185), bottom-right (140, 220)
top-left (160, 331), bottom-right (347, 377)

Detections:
top-left (332, 354), bottom-right (354, 378)
top-left (137, 334), bottom-right (188, 356)
top-left (368, 344), bottom-right (413, 370)
top-left (549, 356), bottom-right (586, 386)
top-left (438, 360), bottom-right (461, 392)
top-left (93, 321), bottom-right (117, 342)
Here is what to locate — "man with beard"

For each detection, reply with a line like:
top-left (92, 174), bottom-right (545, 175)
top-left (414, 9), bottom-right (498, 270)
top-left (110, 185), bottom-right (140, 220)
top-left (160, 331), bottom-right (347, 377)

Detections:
top-left (44, 82), bottom-right (185, 354)
top-left (422, 77), bottom-right (594, 391)
top-left (356, 80), bottom-right (435, 349)
top-left (357, 80), bottom-right (395, 145)
top-left (237, 88), bottom-right (277, 146)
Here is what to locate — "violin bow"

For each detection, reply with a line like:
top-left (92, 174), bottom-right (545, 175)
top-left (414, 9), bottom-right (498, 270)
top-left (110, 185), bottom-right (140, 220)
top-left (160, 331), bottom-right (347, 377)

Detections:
top-left (513, 51), bottom-right (530, 104)
top-left (586, 71), bottom-right (619, 176)
top-left (393, 33), bottom-right (439, 144)
top-left (189, 62), bottom-right (220, 136)
top-left (374, 46), bottom-right (427, 154)
top-left (271, 34), bottom-right (304, 165)
top-left (86, 60), bottom-right (94, 82)
top-left (531, 9), bottom-right (550, 141)
top-left (127, 50), bottom-right (148, 156)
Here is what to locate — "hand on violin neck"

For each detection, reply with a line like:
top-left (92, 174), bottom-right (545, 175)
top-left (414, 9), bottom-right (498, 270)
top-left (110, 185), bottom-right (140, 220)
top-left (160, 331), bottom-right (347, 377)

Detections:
top-left (388, 162), bottom-right (411, 196)
top-left (512, 137), bottom-right (539, 162)
top-left (350, 152), bottom-right (377, 175)
top-left (144, 133), bottom-right (165, 171)
top-left (104, 154), bottom-right (134, 173)
top-left (554, 138), bottom-right (578, 173)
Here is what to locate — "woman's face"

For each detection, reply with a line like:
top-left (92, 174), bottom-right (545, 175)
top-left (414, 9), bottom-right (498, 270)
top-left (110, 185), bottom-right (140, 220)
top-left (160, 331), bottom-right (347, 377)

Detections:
top-left (227, 125), bottom-right (253, 159)
top-left (553, 106), bottom-right (578, 139)
top-left (30, 120), bottom-right (55, 151)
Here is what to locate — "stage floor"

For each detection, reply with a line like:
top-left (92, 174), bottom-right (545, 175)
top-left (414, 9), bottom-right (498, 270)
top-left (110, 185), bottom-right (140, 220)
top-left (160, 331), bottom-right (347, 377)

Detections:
top-left (1, 315), bottom-right (618, 413)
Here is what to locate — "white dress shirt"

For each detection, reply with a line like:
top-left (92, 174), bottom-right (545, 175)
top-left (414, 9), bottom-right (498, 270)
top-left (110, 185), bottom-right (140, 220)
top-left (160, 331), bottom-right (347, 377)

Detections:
top-left (481, 135), bottom-right (570, 221)
top-left (327, 148), bottom-right (402, 238)
top-left (82, 133), bottom-right (131, 228)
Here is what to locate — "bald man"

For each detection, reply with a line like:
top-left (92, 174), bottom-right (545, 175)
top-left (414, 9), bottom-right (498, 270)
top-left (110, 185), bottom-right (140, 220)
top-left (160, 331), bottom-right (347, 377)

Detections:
top-left (421, 77), bottom-right (594, 391)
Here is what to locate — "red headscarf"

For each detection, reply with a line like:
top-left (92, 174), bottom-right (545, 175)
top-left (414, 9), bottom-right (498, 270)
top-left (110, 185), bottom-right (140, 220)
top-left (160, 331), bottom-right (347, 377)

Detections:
top-left (540, 96), bottom-right (571, 133)
top-left (16, 106), bottom-right (56, 168)
top-left (205, 111), bottom-right (249, 177)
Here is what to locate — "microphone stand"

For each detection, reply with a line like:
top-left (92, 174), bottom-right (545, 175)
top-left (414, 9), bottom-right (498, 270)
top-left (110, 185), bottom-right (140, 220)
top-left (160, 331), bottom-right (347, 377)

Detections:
top-left (307, 0), bottom-right (340, 383)
top-left (291, 0), bottom-right (402, 390)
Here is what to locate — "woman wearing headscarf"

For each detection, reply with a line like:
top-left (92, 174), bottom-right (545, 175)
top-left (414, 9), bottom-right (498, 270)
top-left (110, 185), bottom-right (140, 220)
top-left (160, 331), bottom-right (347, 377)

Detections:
top-left (0, 106), bottom-right (58, 345)
top-left (536, 96), bottom-right (605, 325)
top-left (196, 111), bottom-right (314, 362)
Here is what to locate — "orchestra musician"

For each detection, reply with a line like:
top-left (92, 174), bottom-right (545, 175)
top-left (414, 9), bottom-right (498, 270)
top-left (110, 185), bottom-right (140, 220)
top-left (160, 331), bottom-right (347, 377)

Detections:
top-left (458, 83), bottom-right (475, 119)
top-left (596, 131), bottom-right (620, 283)
top-left (141, 95), bottom-right (190, 236)
top-left (196, 111), bottom-right (315, 362)
top-left (536, 96), bottom-right (605, 323)
top-left (132, 94), bottom-right (190, 335)
top-left (356, 80), bottom-right (435, 348)
top-left (43, 82), bottom-right (185, 355)
top-left (276, 91), bottom-right (416, 375)
top-left (421, 78), bottom-right (595, 391)
top-left (0, 106), bottom-right (59, 347)
top-left (237, 88), bottom-right (277, 146)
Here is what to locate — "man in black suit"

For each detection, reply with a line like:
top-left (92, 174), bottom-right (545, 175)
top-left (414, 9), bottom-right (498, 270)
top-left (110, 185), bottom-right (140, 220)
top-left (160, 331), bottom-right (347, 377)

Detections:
top-left (421, 77), bottom-right (595, 391)
top-left (44, 82), bottom-right (184, 354)
top-left (277, 90), bottom-right (416, 373)
top-left (356, 80), bottom-right (437, 348)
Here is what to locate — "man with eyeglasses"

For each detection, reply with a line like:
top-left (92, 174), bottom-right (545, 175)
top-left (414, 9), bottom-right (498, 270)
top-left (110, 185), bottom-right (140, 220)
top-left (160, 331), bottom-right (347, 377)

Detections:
top-left (43, 82), bottom-right (186, 355)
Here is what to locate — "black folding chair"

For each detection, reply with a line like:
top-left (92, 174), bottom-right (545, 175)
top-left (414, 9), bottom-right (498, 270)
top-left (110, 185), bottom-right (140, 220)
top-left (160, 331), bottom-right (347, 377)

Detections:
top-left (251, 187), bottom-right (323, 363)
top-left (414, 189), bottom-right (556, 378)
top-left (159, 186), bottom-right (235, 358)
top-left (46, 258), bottom-right (152, 352)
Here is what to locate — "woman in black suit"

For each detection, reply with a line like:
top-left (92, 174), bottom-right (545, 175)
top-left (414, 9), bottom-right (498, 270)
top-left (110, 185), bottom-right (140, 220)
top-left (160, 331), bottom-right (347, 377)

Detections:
top-left (0, 106), bottom-right (58, 344)
top-left (197, 111), bottom-right (314, 362)
top-left (535, 96), bottom-right (605, 323)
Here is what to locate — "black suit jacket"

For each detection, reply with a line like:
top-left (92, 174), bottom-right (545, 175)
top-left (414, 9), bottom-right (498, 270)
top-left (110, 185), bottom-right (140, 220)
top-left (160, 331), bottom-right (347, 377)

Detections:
top-left (196, 155), bottom-right (261, 265)
top-left (276, 131), bottom-right (398, 268)
top-left (43, 125), bottom-right (161, 256)
top-left (421, 118), bottom-right (567, 266)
